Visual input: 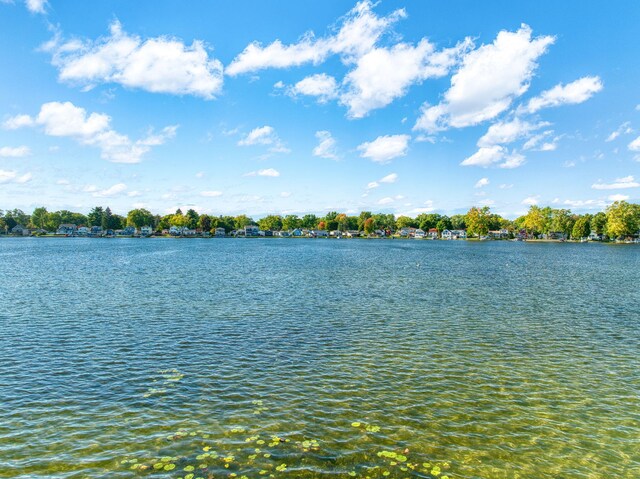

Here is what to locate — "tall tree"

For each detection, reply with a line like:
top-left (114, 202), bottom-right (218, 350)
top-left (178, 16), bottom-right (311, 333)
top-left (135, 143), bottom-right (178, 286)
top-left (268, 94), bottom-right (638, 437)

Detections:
top-left (282, 215), bottom-right (301, 230)
top-left (185, 209), bottom-right (199, 229)
top-left (466, 206), bottom-right (491, 237)
top-left (606, 201), bottom-right (639, 239)
top-left (127, 208), bottom-right (154, 228)
top-left (301, 214), bottom-right (317, 229)
top-left (572, 216), bottom-right (591, 239)
top-left (87, 206), bottom-right (104, 227)
top-left (31, 207), bottom-right (48, 230)
top-left (198, 214), bottom-right (212, 232)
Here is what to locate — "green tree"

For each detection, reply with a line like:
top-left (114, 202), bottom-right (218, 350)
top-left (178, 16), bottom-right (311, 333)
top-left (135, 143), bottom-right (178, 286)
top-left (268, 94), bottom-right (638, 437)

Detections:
top-left (87, 206), bottom-right (104, 227)
top-left (102, 207), bottom-right (119, 230)
top-left (198, 214), bottom-right (212, 232)
top-left (301, 214), bottom-right (317, 229)
top-left (357, 211), bottom-right (372, 231)
top-left (571, 215), bottom-right (591, 239)
top-left (282, 215), bottom-right (301, 230)
top-left (31, 207), bottom-right (48, 230)
top-left (523, 206), bottom-right (547, 236)
top-left (450, 214), bottom-right (467, 230)
top-left (591, 212), bottom-right (607, 235)
top-left (258, 215), bottom-right (283, 231)
top-left (466, 206), bottom-right (491, 237)
top-left (550, 209), bottom-right (575, 237)
top-left (234, 215), bottom-right (253, 229)
top-left (605, 201), bottom-right (639, 239)
top-left (436, 217), bottom-right (451, 234)
top-left (185, 209), bottom-right (199, 229)
top-left (336, 213), bottom-right (349, 231)
top-left (170, 212), bottom-right (189, 228)
top-left (395, 216), bottom-right (416, 229)
top-left (127, 208), bottom-right (155, 228)
top-left (416, 213), bottom-right (441, 231)
top-left (363, 217), bottom-right (375, 235)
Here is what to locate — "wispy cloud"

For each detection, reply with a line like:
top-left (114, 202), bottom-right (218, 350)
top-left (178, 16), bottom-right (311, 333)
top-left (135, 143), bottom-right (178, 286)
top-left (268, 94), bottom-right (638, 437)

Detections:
top-left (591, 175), bottom-right (639, 190)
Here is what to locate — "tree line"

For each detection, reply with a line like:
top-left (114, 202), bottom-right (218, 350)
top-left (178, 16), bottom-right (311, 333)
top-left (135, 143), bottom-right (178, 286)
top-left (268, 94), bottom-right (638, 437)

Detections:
top-left (1, 201), bottom-right (639, 239)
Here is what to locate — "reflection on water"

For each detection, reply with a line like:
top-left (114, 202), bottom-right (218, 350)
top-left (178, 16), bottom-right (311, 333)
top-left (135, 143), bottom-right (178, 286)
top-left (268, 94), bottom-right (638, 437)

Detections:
top-left (0, 238), bottom-right (638, 478)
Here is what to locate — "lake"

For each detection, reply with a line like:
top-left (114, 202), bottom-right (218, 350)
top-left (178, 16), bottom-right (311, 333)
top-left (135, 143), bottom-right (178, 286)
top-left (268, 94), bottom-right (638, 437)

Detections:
top-left (0, 237), bottom-right (638, 478)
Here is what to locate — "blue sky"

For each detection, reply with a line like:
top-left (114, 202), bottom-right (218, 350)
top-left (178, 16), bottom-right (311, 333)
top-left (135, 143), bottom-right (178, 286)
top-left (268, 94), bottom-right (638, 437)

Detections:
top-left (1, 0), bottom-right (639, 219)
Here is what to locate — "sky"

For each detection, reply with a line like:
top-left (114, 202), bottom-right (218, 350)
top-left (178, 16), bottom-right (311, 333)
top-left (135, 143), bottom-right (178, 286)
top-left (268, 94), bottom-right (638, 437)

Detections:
top-left (0, 0), bottom-right (639, 219)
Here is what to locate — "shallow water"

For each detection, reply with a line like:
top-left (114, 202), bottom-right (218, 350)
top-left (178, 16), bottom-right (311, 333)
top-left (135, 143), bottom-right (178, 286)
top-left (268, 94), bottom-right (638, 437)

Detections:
top-left (0, 238), bottom-right (638, 478)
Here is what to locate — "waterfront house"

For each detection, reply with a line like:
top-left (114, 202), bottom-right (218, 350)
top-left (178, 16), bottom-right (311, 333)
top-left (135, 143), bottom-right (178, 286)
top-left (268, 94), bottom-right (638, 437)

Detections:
top-left (415, 229), bottom-right (426, 239)
top-left (56, 224), bottom-right (77, 235)
top-left (452, 229), bottom-right (467, 239)
top-left (215, 227), bottom-right (226, 237)
top-left (312, 229), bottom-right (329, 237)
top-left (183, 228), bottom-right (197, 236)
top-left (11, 224), bottom-right (29, 236)
top-left (330, 230), bottom-right (342, 237)
top-left (441, 229), bottom-right (453, 240)
top-left (346, 230), bottom-right (360, 238)
top-left (121, 226), bottom-right (136, 236)
top-left (245, 225), bottom-right (259, 237)
top-left (291, 228), bottom-right (303, 237)
top-left (427, 228), bottom-right (438, 239)
top-left (89, 226), bottom-right (103, 236)
top-left (374, 229), bottom-right (386, 237)
top-left (278, 230), bottom-right (291, 237)
top-left (588, 230), bottom-right (602, 241)
top-left (169, 226), bottom-right (181, 236)
top-left (77, 226), bottom-right (90, 236)
top-left (140, 226), bottom-right (153, 236)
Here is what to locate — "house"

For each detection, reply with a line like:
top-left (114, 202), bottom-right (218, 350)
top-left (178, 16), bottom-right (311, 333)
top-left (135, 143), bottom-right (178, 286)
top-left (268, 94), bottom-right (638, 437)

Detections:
top-left (56, 224), bottom-right (77, 235)
top-left (140, 226), bottom-right (153, 236)
top-left (588, 230), bottom-right (602, 241)
top-left (278, 230), bottom-right (291, 237)
top-left (215, 227), bottom-right (226, 237)
top-left (169, 226), bottom-right (181, 235)
top-left (441, 229), bottom-right (453, 240)
top-left (346, 230), bottom-right (360, 238)
top-left (374, 229), bottom-right (386, 237)
top-left (329, 230), bottom-right (342, 237)
top-left (11, 224), bottom-right (29, 236)
top-left (489, 229), bottom-right (509, 239)
top-left (415, 229), bottom-right (426, 239)
top-left (312, 229), bottom-right (329, 237)
top-left (121, 226), bottom-right (136, 236)
top-left (182, 228), bottom-right (197, 236)
top-left (427, 228), bottom-right (438, 239)
top-left (245, 225), bottom-right (259, 236)
top-left (291, 228), bottom-right (303, 237)
top-left (89, 226), bottom-right (103, 237)
top-left (452, 229), bottom-right (467, 239)
top-left (545, 231), bottom-right (566, 240)
top-left (77, 226), bottom-right (90, 236)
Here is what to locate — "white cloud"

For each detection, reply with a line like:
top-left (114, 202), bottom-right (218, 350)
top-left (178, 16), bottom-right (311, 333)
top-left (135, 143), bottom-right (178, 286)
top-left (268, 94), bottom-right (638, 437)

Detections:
top-left (522, 196), bottom-right (539, 206)
top-left (312, 130), bottom-right (338, 159)
top-left (5, 101), bottom-right (176, 163)
top-left (477, 118), bottom-right (548, 147)
top-left (273, 81), bottom-right (285, 89)
top-left (226, 1), bottom-right (406, 75)
top-left (628, 136), bottom-right (640, 151)
top-left (92, 183), bottom-right (127, 197)
top-left (127, 190), bottom-right (141, 197)
top-left (26, 0), bottom-right (47, 14)
top-left (499, 152), bottom-right (526, 169)
top-left (475, 177), bottom-right (490, 188)
top-left (523, 76), bottom-right (603, 113)
top-left (45, 21), bottom-right (223, 99)
top-left (238, 125), bottom-right (288, 153)
top-left (366, 181), bottom-right (379, 190)
top-left (606, 122), bottom-right (632, 142)
top-left (522, 130), bottom-right (553, 150)
top-left (290, 74), bottom-right (338, 103)
top-left (358, 134), bottom-right (410, 164)
top-left (195, 171), bottom-right (205, 178)
top-left (0, 146), bottom-right (30, 157)
top-left (415, 25), bottom-right (554, 132)
top-left (2, 114), bottom-right (34, 129)
top-left (56, 179), bottom-right (70, 185)
top-left (499, 184), bottom-right (513, 189)
top-left (377, 197), bottom-right (395, 205)
top-left (461, 146), bottom-right (526, 169)
top-left (244, 168), bottom-right (280, 177)
top-left (380, 173), bottom-right (398, 183)
top-left (563, 199), bottom-right (604, 208)
top-left (592, 175), bottom-right (640, 190)
top-left (280, 191), bottom-right (291, 198)
top-left (608, 194), bottom-right (629, 202)
top-left (341, 38), bottom-right (472, 118)
top-left (201, 190), bottom-right (223, 197)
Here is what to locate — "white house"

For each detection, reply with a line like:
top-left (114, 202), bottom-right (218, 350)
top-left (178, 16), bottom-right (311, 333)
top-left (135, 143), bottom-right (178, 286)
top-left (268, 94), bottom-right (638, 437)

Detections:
top-left (77, 226), bottom-right (90, 236)
top-left (441, 229), bottom-right (453, 240)
top-left (56, 224), bottom-right (77, 235)
top-left (245, 225), bottom-right (259, 236)
top-left (427, 228), bottom-right (438, 239)
top-left (140, 226), bottom-right (153, 236)
top-left (313, 229), bottom-right (329, 237)
top-left (415, 229), bottom-right (426, 239)
top-left (215, 227), bottom-right (226, 237)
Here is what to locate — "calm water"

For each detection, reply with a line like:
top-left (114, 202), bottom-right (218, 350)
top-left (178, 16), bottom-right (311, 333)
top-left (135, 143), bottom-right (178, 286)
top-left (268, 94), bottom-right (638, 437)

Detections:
top-left (0, 238), bottom-right (638, 479)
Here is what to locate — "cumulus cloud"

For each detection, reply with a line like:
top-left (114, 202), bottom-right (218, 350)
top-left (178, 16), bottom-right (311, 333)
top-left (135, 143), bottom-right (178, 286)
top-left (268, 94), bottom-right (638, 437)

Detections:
top-left (475, 177), bottom-right (490, 188)
top-left (26, 0), bottom-right (47, 14)
top-left (226, 1), bottom-right (406, 75)
top-left (358, 134), bottom-right (410, 164)
top-left (290, 74), bottom-right (338, 103)
top-left (591, 175), bottom-right (639, 190)
top-left (92, 183), bottom-right (127, 197)
top-left (606, 122), bottom-right (632, 142)
top-left (0, 170), bottom-right (32, 184)
top-left (628, 136), bottom-right (640, 151)
top-left (244, 168), bottom-right (280, 177)
top-left (238, 125), bottom-right (289, 153)
top-left (4, 101), bottom-right (176, 163)
top-left (608, 194), bottom-right (629, 202)
top-left (366, 181), bottom-right (379, 190)
top-left (477, 118), bottom-right (548, 147)
top-left (521, 196), bottom-right (539, 206)
top-left (44, 21), bottom-right (223, 99)
top-left (0, 146), bottom-right (30, 157)
top-left (461, 146), bottom-right (525, 169)
top-left (312, 130), bottom-right (338, 159)
top-left (523, 76), bottom-right (603, 113)
top-left (414, 25), bottom-right (554, 132)
top-left (201, 190), bottom-right (223, 197)
top-left (341, 38), bottom-right (472, 118)
top-left (380, 173), bottom-right (398, 183)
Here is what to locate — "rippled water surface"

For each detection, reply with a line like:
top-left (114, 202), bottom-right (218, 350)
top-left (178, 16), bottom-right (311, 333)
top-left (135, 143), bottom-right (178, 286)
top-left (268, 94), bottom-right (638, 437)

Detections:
top-left (1, 238), bottom-right (639, 479)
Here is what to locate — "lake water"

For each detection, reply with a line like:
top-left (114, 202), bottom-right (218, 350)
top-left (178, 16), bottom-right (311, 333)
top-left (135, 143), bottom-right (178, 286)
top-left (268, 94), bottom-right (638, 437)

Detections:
top-left (0, 237), bottom-right (638, 479)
